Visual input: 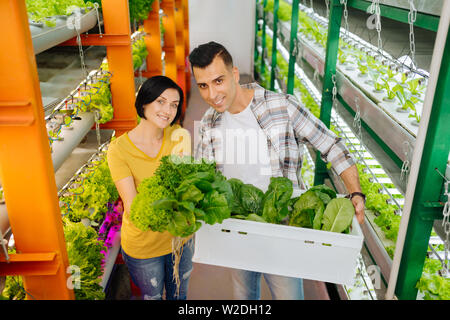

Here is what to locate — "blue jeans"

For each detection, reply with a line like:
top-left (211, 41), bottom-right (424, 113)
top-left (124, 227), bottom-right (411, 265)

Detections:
top-left (121, 239), bottom-right (194, 300)
top-left (231, 269), bottom-right (304, 300)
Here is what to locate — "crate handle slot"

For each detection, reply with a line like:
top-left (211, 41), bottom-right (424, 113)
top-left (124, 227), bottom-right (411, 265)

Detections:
top-left (221, 229), bottom-right (231, 233)
top-left (238, 231), bottom-right (248, 235)
top-left (322, 243), bottom-right (332, 247)
top-left (304, 240), bottom-right (314, 244)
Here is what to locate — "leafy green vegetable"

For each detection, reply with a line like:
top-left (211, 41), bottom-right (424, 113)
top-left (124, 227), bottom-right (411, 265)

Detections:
top-left (308, 184), bottom-right (337, 206)
top-left (321, 198), bottom-right (355, 233)
top-left (60, 157), bottom-right (118, 223)
top-left (131, 156), bottom-right (231, 237)
top-left (240, 184), bottom-right (264, 215)
top-left (154, 155), bottom-right (217, 193)
top-left (417, 258), bottom-right (450, 300)
top-left (227, 178), bottom-right (247, 215)
top-left (130, 175), bottom-right (174, 232)
top-left (63, 218), bottom-right (106, 300)
top-left (289, 190), bottom-right (324, 229)
top-left (199, 190), bottom-right (231, 225)
top-left (261, 177), bottom-right (293, 224)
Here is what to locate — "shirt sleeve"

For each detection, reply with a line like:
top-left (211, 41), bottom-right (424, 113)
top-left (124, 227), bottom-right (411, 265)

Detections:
top-left (286, 94), bottom-right (355, 175)
top-left (107, 140), bottom-right (132, 182)
top-left (194, 119), bottom-right (214, 162)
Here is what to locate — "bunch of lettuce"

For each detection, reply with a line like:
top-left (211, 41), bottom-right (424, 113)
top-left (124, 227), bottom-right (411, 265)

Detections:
top-left (130, 156), bottom-right (231, 237)
top-left (229, 177), bottom-right (293, 224)
top-left (132, 38), bottom-right (149, 70)
top-left (26, 0), bottom-right (93, 26)
top-left (130, 174), bottom-right (174, 232)
top-left (60, 157), bottom-right (118, 224)
top-left (289, 185), bottom-right (355, 234)
top-left (416, 258), bottom-right (450, 300)
top-left (77, 74), bottom-right (113, 124)
top-left (63, 218), bottom-right (106, 300)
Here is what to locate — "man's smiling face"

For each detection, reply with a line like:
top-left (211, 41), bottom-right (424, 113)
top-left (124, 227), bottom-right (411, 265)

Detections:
top-left (192, 55), bottom-right (240, 113)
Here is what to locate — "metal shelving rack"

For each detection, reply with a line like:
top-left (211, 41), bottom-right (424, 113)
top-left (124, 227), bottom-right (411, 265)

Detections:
top-left (254, 0), bottom-right (449, 300)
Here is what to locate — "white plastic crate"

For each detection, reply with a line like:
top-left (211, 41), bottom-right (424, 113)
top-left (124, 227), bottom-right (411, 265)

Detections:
top-left (192, 216), bottom-right (364, 286)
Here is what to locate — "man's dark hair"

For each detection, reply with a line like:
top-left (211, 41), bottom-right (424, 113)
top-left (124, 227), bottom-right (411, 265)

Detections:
top-left (135, 75), bottom-right (183, 125)
top-left (188, 41), bottom-right (233, 71)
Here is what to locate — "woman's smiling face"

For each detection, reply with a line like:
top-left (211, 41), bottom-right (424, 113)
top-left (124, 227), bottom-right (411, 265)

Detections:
top-left (143, 88), bottom-right (180, 128)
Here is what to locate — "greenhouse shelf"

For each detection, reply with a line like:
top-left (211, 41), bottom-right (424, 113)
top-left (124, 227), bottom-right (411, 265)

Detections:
top-left (264, 7), bottom-right (420, 167)
top-left (265, 62), bottom-right (379, 300)
top-left (30, 8), bottom-right (98, 55)
top-left (263, 21), bottom-right (413, 194)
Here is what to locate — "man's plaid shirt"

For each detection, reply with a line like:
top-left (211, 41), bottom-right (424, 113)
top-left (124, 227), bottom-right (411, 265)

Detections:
top-left (194, 82), bottom-right (355, 191)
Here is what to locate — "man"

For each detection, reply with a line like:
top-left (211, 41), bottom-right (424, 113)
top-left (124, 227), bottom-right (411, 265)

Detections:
top-left (189, 41), bottom-right (365, 300)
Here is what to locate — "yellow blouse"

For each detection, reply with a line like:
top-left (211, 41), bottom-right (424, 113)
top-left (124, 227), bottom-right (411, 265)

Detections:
top-left (107, 124), bottom-right (191, 259)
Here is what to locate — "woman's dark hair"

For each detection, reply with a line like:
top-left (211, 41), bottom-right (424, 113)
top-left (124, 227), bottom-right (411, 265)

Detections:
top-left (188, 41), bottom-right (233, 71)
top-left (135, 75), bottom-right (184, 125)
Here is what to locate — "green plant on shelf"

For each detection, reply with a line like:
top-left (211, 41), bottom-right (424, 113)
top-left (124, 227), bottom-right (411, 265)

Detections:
top-left (408, 100), bottom-right (422, 124)
top-left (381, 79), bottom-right (402, 101)
top-left (385, 65), bottom-right (398, 80)
top-left (407, 78), bottom-right (426, 96)
top-left (416, 257), bottom-right (450, 300)
top-left (357, 60), bottom-right (368, 76)
top-left (337, 49), bottom-right (348, 65)
top-left (395, 85), bottom-right (420, 113)
top-left (132, 38), bottom-right (149, 70)
top-left (26, 0), bottom-right (93, 26)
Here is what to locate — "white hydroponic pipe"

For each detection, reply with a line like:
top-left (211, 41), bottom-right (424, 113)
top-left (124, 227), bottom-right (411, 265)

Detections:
top-left (51, 111), bottom-right (95, 172)
top-left (385, 1), bottom-right (450, 300)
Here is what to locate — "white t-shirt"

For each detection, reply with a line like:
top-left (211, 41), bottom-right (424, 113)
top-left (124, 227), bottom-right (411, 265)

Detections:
top-left (219, 103), bottom-right (273, 192)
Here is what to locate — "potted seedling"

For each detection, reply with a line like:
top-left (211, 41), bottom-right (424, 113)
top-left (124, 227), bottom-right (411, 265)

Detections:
top-left (381, 79), bottom-right (402, 102)
top-left (338, 48), bottom-right (348, 65)
top-left (357, 60), bottom-right (368, 77)
top-left (385, 65), bottom-right (398, 81)
top-left (399, 71), bottom-right (411, 86)
top-left (408, 101), bottom-right (421, 126)
top-left (369, 69), bottom-right (385, 93)
top-left (395, 85), bottom-right (419, 114)
top-left (406, 77), bottom-right (426, 97)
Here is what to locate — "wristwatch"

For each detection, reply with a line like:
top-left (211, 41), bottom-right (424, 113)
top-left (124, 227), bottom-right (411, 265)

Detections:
top-left (346, 192), bottom-right (366, 203)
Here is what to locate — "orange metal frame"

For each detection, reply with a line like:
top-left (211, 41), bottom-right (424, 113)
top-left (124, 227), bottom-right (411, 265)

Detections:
top-left (0, 0), bottom-right (74, 299)
top-left (141, 0), bottom-right (163, 78)
top-left (0, 0), bottom-right (190, 299)
top-left (59, 0), bottom-right (138, 137)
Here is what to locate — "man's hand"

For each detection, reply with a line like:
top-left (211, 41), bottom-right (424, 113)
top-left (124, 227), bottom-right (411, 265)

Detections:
top-left (339, 165), bottom-right (365, 225)
top-left (351, 195), bottom-right (365, 225)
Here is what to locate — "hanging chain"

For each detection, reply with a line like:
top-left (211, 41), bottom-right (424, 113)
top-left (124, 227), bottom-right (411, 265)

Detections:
top-left (331, 74), bottom-right (337, 109)
top-left (408, 0), bottom-right (417, 68)
top-left (94, 109), bottom-right (101, 147)
top-left (94, 3), bottom-right (103, 37)
top-left (400, 141), bottom-right (412, 182)
top-left (310, 0), bottom-right (314, 12)
top-left (353, 96), bottom-right (364, 162)
top-left (442, 180), bottom-right (450, 276)
top-left (370, 0), bottom-right (383, 56)
top-left (74, 24), bottom-right (88, 79)
top-left (325, 0), bottom-right (330, 19)
top-left (340, 0), bottom-right (349, 40)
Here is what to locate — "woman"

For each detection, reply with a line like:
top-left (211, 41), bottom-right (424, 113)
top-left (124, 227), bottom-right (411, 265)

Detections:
top-left (107, 76), bottom-right (192, 300)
